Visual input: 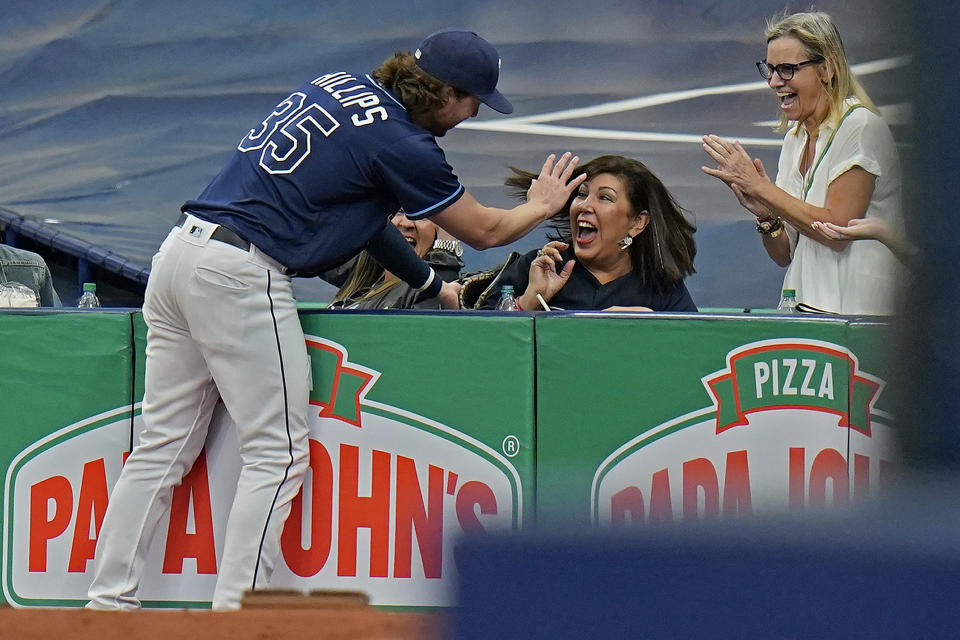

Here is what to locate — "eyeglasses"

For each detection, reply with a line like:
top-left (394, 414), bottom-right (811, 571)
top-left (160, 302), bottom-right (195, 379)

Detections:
top-left (756, 58), bottom-right (823, 81)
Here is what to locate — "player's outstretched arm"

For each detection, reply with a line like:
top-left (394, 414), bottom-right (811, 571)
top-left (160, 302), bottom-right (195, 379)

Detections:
top-left (366, 223), bottom-right (445, 298)
top-left (432, 152), bottom-right (586, 250)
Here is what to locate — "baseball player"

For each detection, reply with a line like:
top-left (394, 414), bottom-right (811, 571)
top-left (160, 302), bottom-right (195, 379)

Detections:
top-left (87, 28), bottom-right (584, 610)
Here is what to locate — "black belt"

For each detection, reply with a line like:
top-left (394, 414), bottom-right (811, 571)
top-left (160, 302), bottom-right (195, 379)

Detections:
top-left (176, 212), bottom-right (251, 251)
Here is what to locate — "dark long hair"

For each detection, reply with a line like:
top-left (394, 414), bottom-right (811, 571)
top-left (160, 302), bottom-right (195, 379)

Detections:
top-left (506, 155), bottom-right (696, 292)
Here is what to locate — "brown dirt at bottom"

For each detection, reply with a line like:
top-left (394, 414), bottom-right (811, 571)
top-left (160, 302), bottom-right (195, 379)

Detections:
top-left (0, 606), bottom-right (449, 640)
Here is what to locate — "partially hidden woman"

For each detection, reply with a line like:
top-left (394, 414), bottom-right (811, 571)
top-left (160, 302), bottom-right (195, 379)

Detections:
top-left (484, 155), bottom-right (697, 312)
top-left (701, 11), bottom-right (907, 315)
top-left (327, 210), bottom-right (463, 309)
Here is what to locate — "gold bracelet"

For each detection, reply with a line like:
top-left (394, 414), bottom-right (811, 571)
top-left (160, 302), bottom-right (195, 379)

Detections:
top-left (756, 217), bottom-right (784, 238)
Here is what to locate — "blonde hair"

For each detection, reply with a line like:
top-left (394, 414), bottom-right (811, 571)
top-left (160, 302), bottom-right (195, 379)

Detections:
top-left (332, 251), bottom-right (391, 307)
top-left (332, 214), bottom-right (440, 308)
top-left (765, 11), bottom-right (878, 132)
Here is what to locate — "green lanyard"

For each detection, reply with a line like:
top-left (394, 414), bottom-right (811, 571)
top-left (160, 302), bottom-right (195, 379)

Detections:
top-left (801, 104), bottom-right (865, 202)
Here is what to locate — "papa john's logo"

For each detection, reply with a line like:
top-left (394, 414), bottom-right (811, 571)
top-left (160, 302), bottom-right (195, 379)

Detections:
top-left (592, 338), bottom-right (898, 526)
top-left (3, 336), bottom-right (522, 609)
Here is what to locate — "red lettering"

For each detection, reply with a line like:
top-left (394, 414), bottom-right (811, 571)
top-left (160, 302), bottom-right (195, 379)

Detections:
top-left (788, 448), bottom-right (805, 509)
top-left (446, 472), bottom-right (458, 495)
top-left (67, 459), bottom-right (109, 572)
top-left (29, 476), bottom-right (73, 572)
top-left (809, 448), bottom-right (849, 508)
top-left (162, 450), bottom-right (217, 574)
top-left (610, 486), bottom-right (644, 526)
top-left (648, 469), bottom-right (673, 522)
top-left (455, 481), bottom-right (497, 533)
top-left (338, 445), bottom-right (391, 577)
top-left (722, 450), bottom-right (753, 517)
top-left (683, 458), bottom-right (719, 520)
top-left (394, 457), bottom-right (443, 579)
top-left (453, 481), bottom-right (498, 573)
top-left (281, 439), bottom-right (334, 577)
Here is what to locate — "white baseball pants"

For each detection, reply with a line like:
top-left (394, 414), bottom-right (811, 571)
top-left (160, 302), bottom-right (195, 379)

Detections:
top-left (87, 215), bottom-right (310, 610)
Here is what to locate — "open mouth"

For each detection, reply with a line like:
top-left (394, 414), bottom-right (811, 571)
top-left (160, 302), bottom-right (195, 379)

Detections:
top-left (576, 219), bottom-right (597, 246)
top-left (778, 92), bottom-right (797, 110)
top-left (402, 234), bottom-right (417, 248)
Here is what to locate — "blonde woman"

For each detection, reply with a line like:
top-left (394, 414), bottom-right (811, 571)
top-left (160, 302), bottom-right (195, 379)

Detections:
top-left (701, 11), bottom-right (907, 314)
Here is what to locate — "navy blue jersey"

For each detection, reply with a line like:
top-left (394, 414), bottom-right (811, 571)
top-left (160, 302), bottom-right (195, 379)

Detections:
top-left (183, 72), bottom-right (465, 276)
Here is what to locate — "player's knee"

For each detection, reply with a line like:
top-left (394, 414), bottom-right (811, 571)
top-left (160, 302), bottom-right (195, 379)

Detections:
top-left (247, 436), bottom-right (310, 476)
top-left (123, 448), bottom-right (194, 487)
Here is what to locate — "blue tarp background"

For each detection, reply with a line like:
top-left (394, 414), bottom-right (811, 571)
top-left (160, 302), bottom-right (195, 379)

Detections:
top-left (0, 0), bottom-right (912, 307)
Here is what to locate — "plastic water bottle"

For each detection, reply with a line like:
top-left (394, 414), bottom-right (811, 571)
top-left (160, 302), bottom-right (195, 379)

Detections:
top-left (778, 288), bottom-right (797, 314)
top-left (496, 285), bottom-right (519, 311)
top-left (78, 282), bottom-right (101, 309)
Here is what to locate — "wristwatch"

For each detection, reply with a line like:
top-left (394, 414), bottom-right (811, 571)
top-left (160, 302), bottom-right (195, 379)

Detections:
top-left (756, 217), bottom-right (784, 239)
top-left (432, 238), bottom-right (463, 258)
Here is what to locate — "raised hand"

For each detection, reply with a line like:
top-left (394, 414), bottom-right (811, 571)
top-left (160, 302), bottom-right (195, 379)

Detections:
top-left (523, 241), bottom-right (574, 306)
top-left (526, 152), bottom-right (587, 217)
top-left (701, 135), bottom-right (766, 189)
top-left (702, 136), bottom-right (773, 219)
top-left (732, 158), bottom-right (776, 219)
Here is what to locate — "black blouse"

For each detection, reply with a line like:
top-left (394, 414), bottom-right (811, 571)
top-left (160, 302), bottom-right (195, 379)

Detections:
top-left (482, 248), bottom-right (697, 312)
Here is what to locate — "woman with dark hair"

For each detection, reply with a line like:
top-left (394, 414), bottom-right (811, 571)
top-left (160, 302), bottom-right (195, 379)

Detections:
top-left (483, 155), bottom-right (697, 312)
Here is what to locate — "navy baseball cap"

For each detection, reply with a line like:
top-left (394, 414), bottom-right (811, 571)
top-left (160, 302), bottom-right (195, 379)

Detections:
top-left (414, 29), bottom-right (514, 114)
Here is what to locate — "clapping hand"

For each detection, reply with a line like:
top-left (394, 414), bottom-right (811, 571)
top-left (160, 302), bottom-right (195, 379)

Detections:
top-left (701, 135), bottom-right (774, 219)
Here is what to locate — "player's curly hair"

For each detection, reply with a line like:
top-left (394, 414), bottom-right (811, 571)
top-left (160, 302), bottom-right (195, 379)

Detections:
top-left (372, 52), bottom-right (466, 119)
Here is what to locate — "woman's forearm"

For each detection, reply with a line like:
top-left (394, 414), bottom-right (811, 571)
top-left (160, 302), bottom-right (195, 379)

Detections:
top-left (760, 228), bottom-right (792, 267)
top-left (750, 167), bottom-right (875, 252)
